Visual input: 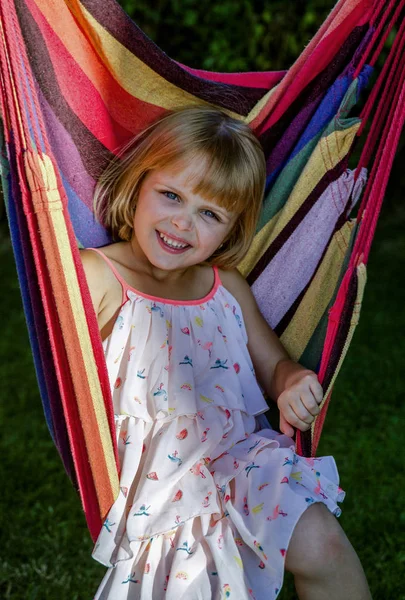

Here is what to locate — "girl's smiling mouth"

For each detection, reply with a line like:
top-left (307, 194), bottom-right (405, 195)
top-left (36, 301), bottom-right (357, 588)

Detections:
top-left (156, 230), bottom-right (192, 253)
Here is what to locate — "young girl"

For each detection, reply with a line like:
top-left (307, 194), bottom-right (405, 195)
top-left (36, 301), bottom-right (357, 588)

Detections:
top-left (81, 106), bottom-right (372, 600)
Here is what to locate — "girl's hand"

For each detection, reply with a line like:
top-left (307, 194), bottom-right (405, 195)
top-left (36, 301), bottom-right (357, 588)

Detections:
top-left (276, 371), bottom-right (324, 438)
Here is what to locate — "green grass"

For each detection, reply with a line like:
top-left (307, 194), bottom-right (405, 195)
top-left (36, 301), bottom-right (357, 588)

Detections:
top-left (0, 200), bottom-right (404, 599)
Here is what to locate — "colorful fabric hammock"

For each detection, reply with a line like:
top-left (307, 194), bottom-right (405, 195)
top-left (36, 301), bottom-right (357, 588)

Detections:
top-left (1, 0), bottom-right (404, 542)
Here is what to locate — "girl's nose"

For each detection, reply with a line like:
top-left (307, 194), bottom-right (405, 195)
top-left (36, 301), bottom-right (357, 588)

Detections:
top-left (171, 211), bottom-right (193, 231)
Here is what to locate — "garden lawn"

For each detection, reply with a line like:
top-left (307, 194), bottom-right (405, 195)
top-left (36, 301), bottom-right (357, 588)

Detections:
top-left (0, 199), bottom-right (404, 599)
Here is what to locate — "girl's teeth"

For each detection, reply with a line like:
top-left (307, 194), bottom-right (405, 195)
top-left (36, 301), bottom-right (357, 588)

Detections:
top-left (159, 232), bottom-right (188, 248)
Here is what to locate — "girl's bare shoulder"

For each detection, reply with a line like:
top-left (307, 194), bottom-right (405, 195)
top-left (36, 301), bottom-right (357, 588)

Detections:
top-left (79, 244), bottom-right (125, 315)
top-left (217, 267), bottom-right (252, 303)
top-left (217, 266), bottom-right (265, 325)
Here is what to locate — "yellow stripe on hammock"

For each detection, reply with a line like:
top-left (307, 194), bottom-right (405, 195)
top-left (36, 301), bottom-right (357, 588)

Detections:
top-left (245, 85), bottom-right (280, 124)
top-left (280, 218), bottom-right (357, 360)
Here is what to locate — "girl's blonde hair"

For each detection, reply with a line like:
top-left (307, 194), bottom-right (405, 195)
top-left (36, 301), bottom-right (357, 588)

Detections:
top-left (94, 105), bottom-right (266, 268)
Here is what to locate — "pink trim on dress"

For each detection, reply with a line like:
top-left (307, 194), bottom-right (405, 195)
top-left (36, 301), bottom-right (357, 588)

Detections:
top-left (87, 247), bottom-right (221, 305)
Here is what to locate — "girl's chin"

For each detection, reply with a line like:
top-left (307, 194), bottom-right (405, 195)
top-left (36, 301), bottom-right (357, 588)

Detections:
top-left (133, 233), bottom-right (217, 269)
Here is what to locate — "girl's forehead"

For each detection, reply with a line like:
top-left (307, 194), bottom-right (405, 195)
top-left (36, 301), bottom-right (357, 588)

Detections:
top-left (147, 162), bottom-right (209, 201)
top-left (151, 157), bottom-right (208, 187)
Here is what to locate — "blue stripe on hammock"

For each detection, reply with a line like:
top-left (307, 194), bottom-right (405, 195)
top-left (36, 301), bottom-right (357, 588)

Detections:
top-left (264, 65), bottom-right (372, 192)
top-left (5, 160), bottom-right (55, 441)
top-left (62, 172), bottom-right (111, 247)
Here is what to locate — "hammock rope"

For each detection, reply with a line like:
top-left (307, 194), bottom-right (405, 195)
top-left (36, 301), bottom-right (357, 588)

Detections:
top-left (357, 15), bottom-right (405, 179)
top-left (353, 0), bottom-right (404, 77)
top-left (1, 0), bottom-right (404, 540)
top-left (355, 31), bottom-right (405, 257)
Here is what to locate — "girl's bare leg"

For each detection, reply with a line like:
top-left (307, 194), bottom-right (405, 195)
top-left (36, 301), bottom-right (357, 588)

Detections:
top-left (284, 503), bottom-right (372, 600)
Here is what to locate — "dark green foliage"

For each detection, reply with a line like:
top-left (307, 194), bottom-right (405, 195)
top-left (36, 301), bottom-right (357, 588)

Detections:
top-left (119, 0), bottom-right (332, 71)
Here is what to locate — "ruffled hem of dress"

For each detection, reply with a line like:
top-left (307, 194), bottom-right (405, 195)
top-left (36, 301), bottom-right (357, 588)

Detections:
top-left (93, 427), bottom-right (345, 573)
top-left (212, 427), bottom-right (345, 516)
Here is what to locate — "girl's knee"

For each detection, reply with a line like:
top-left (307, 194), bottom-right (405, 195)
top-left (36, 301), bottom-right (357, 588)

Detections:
top-left (285, 503), bottom-right (351, 578)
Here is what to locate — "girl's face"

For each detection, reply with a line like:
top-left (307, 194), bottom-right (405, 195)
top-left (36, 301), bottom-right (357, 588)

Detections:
top-left (131, 159), bottom-right (238, 272)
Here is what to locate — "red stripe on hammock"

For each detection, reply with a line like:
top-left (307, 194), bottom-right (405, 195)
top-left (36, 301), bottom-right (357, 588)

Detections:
top-left (35, 194), bottom-right (118, 540)
top-left (174, 63), bottom-right (286, 90)
top-left (24, 0), bottom-right (133, 148)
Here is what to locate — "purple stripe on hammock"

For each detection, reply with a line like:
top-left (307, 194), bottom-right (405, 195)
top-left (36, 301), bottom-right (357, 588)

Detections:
top-left (63, 173), bottom-right (111, 247)
top-left (15, 0), bottom-right (115, 180)
top-left (274, 195), bottom-right (356, 340)
top-left (252, 168), bottom-right (367, 329)
top-left (266, 95), bottom-right (321, 174)
top-left (249, 158), bottom-right (348, 285)
top-left (37, 86), bottom-right (97, 208)
top-left (37, 87), bottom-right (111, 245)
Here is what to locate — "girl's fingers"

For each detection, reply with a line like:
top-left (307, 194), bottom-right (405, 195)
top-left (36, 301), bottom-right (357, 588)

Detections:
top-left (281, 404), bottom-right (312, 432)
top-left (309, 378), bottom-right (324, 405)
top-left (300, 393), bottom-right (321, 417)
top-left (288, 394), bottom-right (316, 423)
top-left (279, 413), bottom-right (295, 438)
top-left (277, 373), bottom-right (324, 435)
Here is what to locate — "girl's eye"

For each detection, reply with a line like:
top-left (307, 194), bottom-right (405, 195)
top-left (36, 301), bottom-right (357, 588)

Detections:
top-left (202, 209), bottom-right (220, 221)
top-left (161, 191), bottom-right (220, 221)
top-left (163, 191), bottom-right (179, 201)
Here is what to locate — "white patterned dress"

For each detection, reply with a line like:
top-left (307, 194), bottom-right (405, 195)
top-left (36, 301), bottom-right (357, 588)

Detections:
top-left (90, 248), bottom-right (345, 600)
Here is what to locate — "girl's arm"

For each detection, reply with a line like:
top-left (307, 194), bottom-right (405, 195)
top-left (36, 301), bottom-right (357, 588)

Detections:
top-left (220, 268), bottom-right (323, 437)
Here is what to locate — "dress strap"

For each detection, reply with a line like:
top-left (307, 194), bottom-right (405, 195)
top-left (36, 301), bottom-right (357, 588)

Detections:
top-left (212, 264), bottom-right (221, 288)
top-left (87, 247), bottom-right (128, 305)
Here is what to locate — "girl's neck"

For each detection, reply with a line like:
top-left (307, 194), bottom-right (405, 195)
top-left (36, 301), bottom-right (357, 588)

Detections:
top-left (126, 239), bottom-right (194, 286)
top-left (107, 241), bottom-right (215, 302)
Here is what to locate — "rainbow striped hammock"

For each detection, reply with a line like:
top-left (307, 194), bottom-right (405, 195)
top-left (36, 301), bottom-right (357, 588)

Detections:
top-left (0, 0), bottom-right (404, 542)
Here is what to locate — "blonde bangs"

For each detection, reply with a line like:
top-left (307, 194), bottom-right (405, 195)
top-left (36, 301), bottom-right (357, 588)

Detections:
top-left (188, 149), bottom-right (263, 216)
